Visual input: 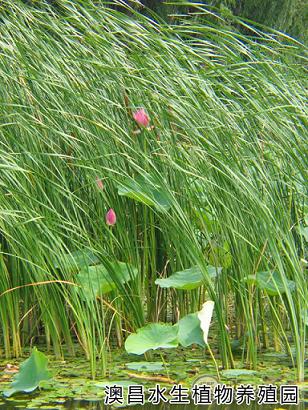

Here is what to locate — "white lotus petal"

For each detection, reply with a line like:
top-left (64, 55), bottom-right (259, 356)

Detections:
top-left (197, 301), bottom-right (214, 344)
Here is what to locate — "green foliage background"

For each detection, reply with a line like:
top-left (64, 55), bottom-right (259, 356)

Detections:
top-left (120, 0), bottom-right (308, 43)
top-left (0, 0), bottom-right (306, 381)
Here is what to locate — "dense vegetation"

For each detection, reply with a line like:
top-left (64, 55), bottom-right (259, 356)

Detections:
top-left (0, 0), bottom-right (307, 383)
top-left (113, 0), bottom-right (308, 44)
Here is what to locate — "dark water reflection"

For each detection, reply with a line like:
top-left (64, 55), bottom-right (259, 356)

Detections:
top-left (64, 402), bottom-right (307, 410)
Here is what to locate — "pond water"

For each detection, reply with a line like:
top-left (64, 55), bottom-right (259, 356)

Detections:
top-left (1, 348), bottom-right (307, 410)
top-left (0, 399), bottom-right (307, 410)
top-left (1, 393), bottom-right (308, 409)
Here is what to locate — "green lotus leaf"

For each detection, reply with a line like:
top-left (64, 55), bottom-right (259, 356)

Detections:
top-left (95, 380), bottom-right (140, 388)
top-left (118, 174), bottom-right (171, 212)
top-left (155, 265), bottom-right (222, 290)
top-left (208, 241), bottom-right (232, 269)
top-left (3, 348), bottom-right (52, 397)
top-left (53, 248), bottom-right (100, 272)
top-left (245, 271), bottom-right (296, 296)
top-left (298, 225), bottom-right (308, 242)
top-left (125, 323), bottom-right (178, 355)
top-left (77, 261), bottom-right (138, 300)
top-left (178, 313), bottom-right (205, 347)
top-left (221, 369), bottom-right (258, 378)
top-left (125, 362), bottom-right (167, 372)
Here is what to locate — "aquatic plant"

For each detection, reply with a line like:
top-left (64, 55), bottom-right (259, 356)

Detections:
top-left (105, 209), bottom-right (117, 226)
top-left (133, 108), bottom-right (150, 127)
top-left (3, 348), bottom-right (52, 397)
top-left (0, 0), bottom-right (306, 381)
top-left (95, 177), bottom-right (104, 191)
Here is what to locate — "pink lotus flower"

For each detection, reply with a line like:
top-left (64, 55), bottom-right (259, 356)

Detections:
top-left (106, 208), bottom-right (116, 226)
top-left (96, 176), bottom-right (104, 191)
top-left (133, 108), bottom-right (150, 127)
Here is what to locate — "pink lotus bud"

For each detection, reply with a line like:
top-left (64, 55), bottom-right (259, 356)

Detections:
top-left (96, 176), bottom-right (104, 190)
top-left (106, 208), bottom-right (116, 226)
top-left (133, 108), bottom-right (150, 127)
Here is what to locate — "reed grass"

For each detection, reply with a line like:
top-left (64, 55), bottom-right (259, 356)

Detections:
top-left (0, 0), bottom-right (306, 380)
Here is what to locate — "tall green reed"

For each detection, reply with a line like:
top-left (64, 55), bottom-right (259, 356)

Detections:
top-left (0, 0), bottom-right (306, 380)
